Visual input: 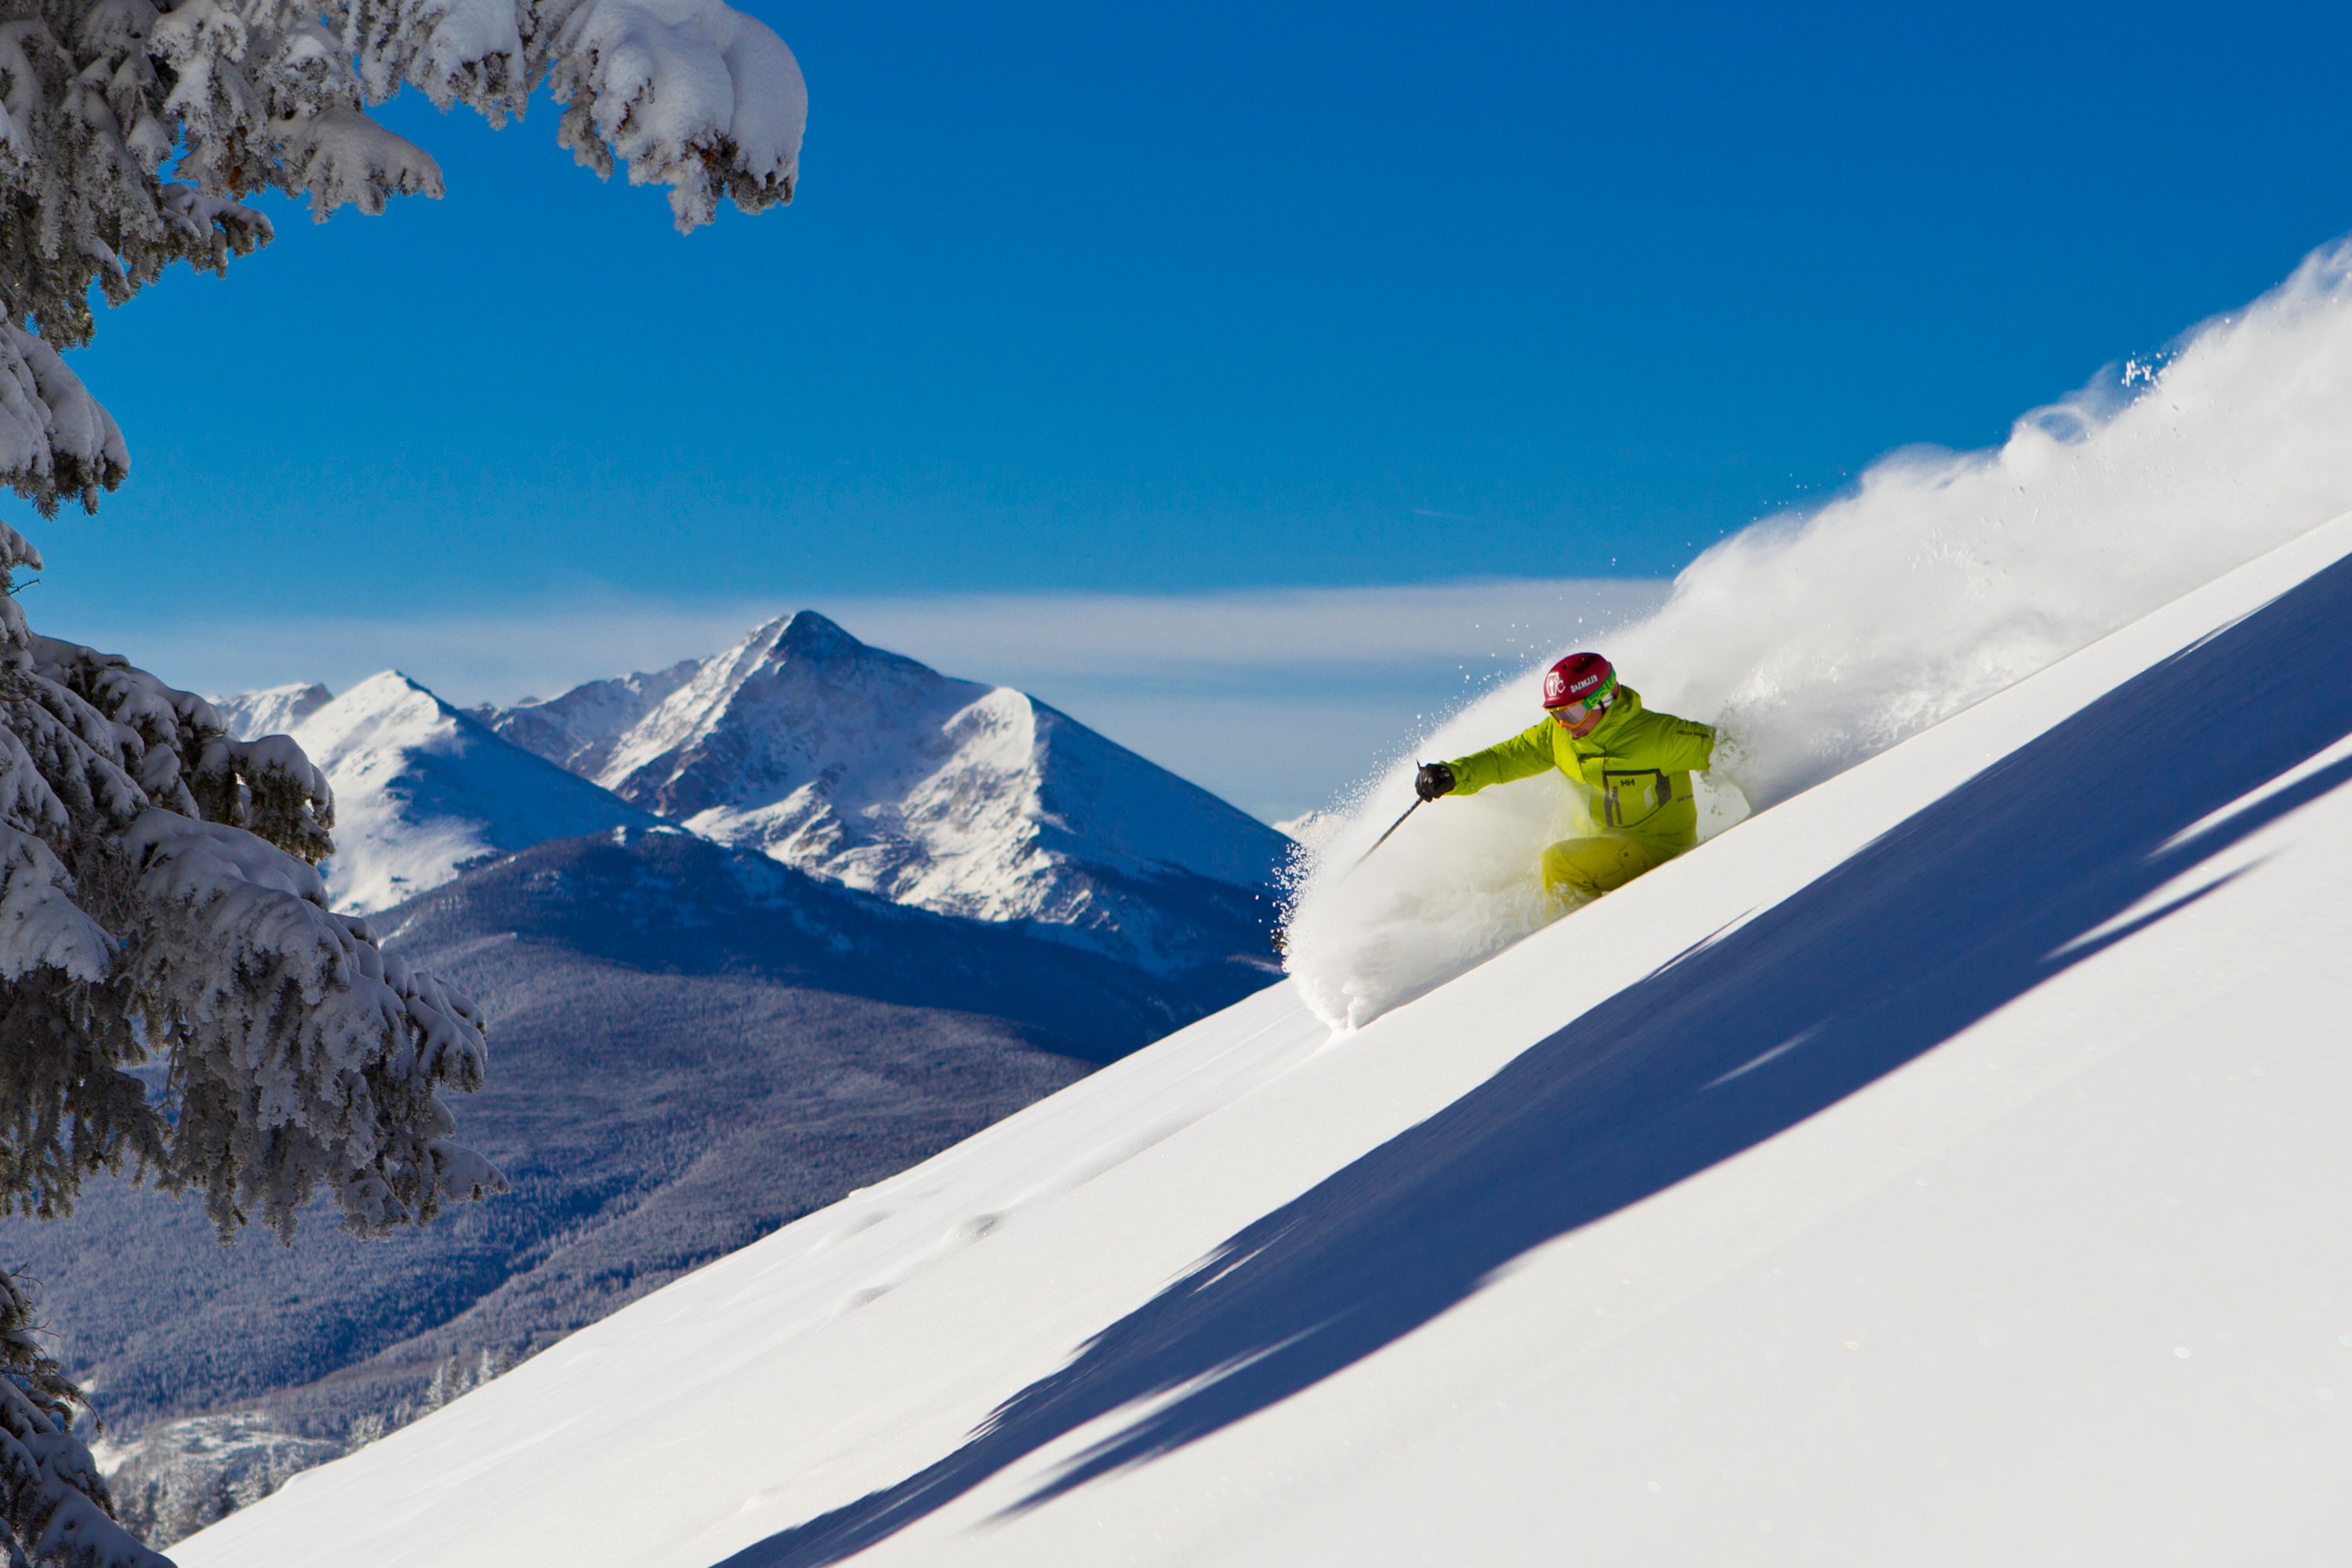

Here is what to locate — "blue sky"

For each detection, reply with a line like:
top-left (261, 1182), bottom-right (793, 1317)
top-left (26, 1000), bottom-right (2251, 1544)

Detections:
top-left (32, 0), bottom-right (2352, 817)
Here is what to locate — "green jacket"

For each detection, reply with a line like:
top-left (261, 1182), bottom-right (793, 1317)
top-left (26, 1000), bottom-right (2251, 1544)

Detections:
top-left (1446, 687), bottom-right (1716, 860)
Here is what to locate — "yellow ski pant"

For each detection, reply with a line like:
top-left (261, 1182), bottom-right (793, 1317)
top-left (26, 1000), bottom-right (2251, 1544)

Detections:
top-left (1539, 835), bottom-right (1657, 903)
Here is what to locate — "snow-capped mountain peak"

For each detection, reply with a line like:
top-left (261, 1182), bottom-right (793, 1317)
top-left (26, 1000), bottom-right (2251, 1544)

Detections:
top-left (287, 672), bottom-right (658, 914)
top-left (212, 681), bottom-right (332, 741)
top-left (486, 611), bottom-right (1288, 976)
top-left (597, 609), bottom-right (997, 821)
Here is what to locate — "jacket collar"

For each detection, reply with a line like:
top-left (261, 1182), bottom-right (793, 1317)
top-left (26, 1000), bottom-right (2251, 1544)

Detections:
top-left (1571, 685), bottom-right (1644, 748)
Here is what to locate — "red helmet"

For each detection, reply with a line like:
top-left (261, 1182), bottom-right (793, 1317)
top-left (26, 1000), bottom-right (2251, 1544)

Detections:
top-left (1543, 652), bottom-right (1616, 710)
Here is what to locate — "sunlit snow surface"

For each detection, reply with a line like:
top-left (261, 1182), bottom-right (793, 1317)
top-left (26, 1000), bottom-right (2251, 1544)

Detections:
top-left (1285, 242), bottom-right (2352, 1027)
top-left (178, 506), bottom-right (2352, 1565)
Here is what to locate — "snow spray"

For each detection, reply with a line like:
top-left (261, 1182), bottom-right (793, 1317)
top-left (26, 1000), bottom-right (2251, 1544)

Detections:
top-left (1286, 239), bottom-right (2352, 1031)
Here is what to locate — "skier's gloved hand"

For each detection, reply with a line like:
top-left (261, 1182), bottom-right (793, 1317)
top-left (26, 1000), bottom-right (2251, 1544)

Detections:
top-left (1414, 761), bottom-right (1456, 801)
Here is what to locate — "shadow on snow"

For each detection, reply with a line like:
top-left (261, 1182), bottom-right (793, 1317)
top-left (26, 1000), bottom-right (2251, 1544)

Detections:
top-left (719, 553), bottom-right (2352, 1566)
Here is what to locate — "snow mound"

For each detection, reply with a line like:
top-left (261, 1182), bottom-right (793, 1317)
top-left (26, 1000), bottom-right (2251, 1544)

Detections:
top-left (289, 671), bottom-right (659, 913)
top-left (1287, 238), bottom-right (2352, 1028)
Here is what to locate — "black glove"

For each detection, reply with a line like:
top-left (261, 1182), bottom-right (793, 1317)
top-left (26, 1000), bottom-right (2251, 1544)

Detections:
top-left (1414, 761), bottom-right (1456, 801)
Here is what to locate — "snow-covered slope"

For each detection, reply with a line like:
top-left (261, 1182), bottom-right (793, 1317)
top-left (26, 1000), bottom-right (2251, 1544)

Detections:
top-left (14, 825), bottom-right (1134, 1534)
top-left (174, 509), bottom-right (2352, 1566)
top-left (212, 680), bottom-right (330, 739)
top-left (487, 611), bottom-right (1289, 975)
top-left (289, 672), bottom-right (660, 913)
top-left (20, 822), bottom-right (1285, 1547)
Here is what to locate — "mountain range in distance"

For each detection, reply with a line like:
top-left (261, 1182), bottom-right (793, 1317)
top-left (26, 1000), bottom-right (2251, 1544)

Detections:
top-left (220, 609), bottom-right (1293, 986)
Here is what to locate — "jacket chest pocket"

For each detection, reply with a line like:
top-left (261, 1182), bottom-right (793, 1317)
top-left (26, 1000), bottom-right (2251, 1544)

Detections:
top-left (1601, 768), bottom-right (1672, 829)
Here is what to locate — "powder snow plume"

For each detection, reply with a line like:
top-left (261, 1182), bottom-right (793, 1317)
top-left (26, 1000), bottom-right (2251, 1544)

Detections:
top-left (1284, 239), bottom-right (2352, 1031)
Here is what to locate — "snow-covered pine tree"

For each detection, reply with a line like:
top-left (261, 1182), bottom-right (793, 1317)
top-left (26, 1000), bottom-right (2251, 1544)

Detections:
top-left (0, 0), bottom-right (807, 514)
top-left (0, 514), bottom-right (507, 1566)
top-left (0, 1270), bottom-right (165, 1568)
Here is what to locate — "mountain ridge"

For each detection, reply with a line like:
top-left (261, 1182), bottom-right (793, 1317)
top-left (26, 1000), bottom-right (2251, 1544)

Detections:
top-left (470, 659), bottom-right (701, 780)
top-left (278, 671), bottom-right (662, 913)
top-left (224, 613), bottom-right (1287, 979)
top-left (481, 611), bottom-right (1290, 975)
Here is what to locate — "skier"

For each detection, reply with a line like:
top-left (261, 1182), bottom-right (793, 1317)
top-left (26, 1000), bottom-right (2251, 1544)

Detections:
top-left (1413, 652), bottom-right (1716, 906)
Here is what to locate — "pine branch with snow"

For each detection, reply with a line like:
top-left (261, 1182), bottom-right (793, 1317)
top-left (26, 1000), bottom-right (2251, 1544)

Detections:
top-left (0, 513), bottom-right (500, 1561)
top-left (0, 0), bottom-right (806, 513)
top-left (0, 1272), bottom-right (172, 1568)
top-left (0, 521), bottom-right (499, 1240)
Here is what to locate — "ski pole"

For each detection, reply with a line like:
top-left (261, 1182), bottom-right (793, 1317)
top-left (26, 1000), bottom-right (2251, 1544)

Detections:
top-left (1348, 797), bottom-right (1424, 873)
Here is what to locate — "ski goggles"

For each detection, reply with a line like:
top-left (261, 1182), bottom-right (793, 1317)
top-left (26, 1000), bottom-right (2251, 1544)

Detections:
top-left (1547, 677), bottom-right (1617, 725)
